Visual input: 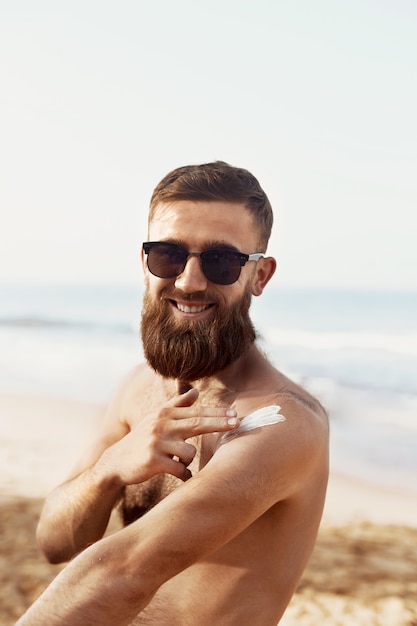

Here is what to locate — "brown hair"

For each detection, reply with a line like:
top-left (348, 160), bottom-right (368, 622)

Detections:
top-left (149, 161), bottom-right (273, 251)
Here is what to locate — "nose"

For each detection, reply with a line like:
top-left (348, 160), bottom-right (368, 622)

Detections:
top-left (174, 255), bottom-right (208, 293)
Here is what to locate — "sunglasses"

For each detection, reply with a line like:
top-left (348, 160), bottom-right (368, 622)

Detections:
top-left (143, 241), bottom-right (263, 285)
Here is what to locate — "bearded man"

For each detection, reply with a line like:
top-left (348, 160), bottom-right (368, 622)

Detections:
top-left (17, 161), bottom-right (329, 626)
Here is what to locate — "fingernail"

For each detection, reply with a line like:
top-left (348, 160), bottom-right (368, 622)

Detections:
top-left (227, 417), bottom-right (239, 426)
top-left (226, 409), bottom-right (237, 417)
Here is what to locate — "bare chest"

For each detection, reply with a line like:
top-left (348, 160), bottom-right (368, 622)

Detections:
top-left (119, 434), bottom-right (210, 526)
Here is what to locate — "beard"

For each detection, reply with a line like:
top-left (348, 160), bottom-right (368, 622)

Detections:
top-left (141, 285), bottom-right (257, 383)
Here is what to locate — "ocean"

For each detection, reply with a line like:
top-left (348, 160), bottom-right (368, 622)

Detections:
top-left (1, 282), bottom-right (416, 494)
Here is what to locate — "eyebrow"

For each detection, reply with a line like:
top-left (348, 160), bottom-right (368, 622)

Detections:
top-left (159, 238), bottom-right (241, 253)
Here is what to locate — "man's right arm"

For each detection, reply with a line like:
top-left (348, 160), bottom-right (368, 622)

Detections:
top-left (36, 368), bottom-right (135, 564)
top-left (36, 369), bottom-right (240, 563)
top-left (36, 455), bottom-right (125, 563)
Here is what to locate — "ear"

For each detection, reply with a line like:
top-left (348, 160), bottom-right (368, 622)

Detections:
top-left (251, 256), bottom-right (276, 296)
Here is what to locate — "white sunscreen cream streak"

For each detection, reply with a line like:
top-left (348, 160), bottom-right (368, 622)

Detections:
top-left (221, 405), bottom-right (286, 444)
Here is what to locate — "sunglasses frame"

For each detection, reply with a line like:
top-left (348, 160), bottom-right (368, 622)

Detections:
top-left (142, 241), bottom-right (263, 285)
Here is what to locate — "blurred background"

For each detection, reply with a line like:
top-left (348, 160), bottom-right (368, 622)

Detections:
top-left (1, 0), bottom-right (416, 493)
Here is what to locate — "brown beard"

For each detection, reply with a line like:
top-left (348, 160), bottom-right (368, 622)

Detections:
top-left (141, 286), bottom-right (257, 383)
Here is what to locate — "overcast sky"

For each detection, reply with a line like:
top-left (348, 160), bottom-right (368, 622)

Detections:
top-left (1, 0), bottom-right (416, 291)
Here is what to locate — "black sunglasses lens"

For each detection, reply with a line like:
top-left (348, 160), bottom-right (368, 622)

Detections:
top-left (145, 243), bottom-right (244, 284)
top-left (147, 243), bottom-right (187, 278)
top-left (202, 250), bottom-right (242, 285)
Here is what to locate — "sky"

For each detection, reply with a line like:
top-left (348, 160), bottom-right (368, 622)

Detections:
top-left (1, 0), bottom-right (416, 291)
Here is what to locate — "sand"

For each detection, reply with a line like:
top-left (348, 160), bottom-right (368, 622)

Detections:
top-left (1, 392), bottom-right (417, 625)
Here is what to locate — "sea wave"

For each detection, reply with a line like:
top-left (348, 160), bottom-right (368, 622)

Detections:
top-left (265, 327), bottom-right (417, 358)
top-left (261, 327), bottom-right (417, 397)
top-left (3, 317), bottom-right (416, 358)
top-left (0, 315), bottom-right (135, 335)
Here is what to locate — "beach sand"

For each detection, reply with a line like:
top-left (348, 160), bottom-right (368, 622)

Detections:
top-left (1, 392), bottom-right (417, 625)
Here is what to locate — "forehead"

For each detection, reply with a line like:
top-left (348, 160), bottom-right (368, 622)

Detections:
top-left (149, 200), bottom-right (258, 250)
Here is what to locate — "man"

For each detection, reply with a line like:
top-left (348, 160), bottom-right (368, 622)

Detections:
top-left (17, 161), bottom-right (329, 625)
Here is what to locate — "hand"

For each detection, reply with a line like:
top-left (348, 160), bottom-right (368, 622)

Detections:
top-left (97, 388), bottom-right (239, 484)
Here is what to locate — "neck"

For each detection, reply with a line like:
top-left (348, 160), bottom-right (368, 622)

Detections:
top-left (179, 343), bottom-right (266, 395)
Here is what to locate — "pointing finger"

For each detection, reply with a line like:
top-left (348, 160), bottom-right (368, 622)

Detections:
top-left (176, 416), bottom-right (240, 437)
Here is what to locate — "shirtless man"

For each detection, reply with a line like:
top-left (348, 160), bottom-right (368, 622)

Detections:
top-left (17, 161), bottom-right (329, 626)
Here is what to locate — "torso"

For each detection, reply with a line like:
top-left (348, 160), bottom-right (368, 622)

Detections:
top-left (118, 356), bottom-right (328, 626)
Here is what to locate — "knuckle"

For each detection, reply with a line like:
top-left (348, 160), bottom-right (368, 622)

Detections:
top-left (149, 416), bottom-right (168, 437)
top-left (150, 422), bottom-right (163, 438)
top-left (158, 407), bottom-right (170, 420)
top-left (188, 417), bottom-right (201, 429)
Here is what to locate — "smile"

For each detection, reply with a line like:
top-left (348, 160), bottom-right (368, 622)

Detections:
top-left (175, 302), bottom-right (213, 314)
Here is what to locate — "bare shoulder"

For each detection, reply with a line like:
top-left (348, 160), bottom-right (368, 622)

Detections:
top-left (112, 362), bottom-right (169, 428)
top-left (213, 382), bottom-right (329, 499)
top-left (273, 386), bottom-right (329, 463)
top-left (272, 383), bottom-right (329, 443)
top-left (107, 361), bottom-right (162, 412)
top-left (228, 353), bottom-right (328, 441)
top-left (116, 362), bottom-right (156, 397)
top-left (234, 378), bottom-right (328, 439)
top-left (69, 362), bottom-right (158, 476)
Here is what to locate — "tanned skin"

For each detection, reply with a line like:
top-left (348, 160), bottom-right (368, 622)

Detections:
top-left (17, 200), bottom-right (329, 626)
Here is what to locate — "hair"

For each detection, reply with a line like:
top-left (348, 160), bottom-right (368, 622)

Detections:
top-left (149, 161), bottom-right (273, 251)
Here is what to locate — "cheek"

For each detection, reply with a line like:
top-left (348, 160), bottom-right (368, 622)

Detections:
top-left (216, 286), bottom-right (244, 310)
top-left (146, 274), bottom-right (175, 297)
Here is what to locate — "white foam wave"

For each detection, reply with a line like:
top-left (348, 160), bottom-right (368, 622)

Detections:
top-left (266, 327), bottom-right (417, 357)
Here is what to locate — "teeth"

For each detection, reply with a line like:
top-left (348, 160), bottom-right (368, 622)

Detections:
top-left (177, 303), bottom-right (209, 313)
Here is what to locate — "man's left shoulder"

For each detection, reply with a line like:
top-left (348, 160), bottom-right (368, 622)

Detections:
top-left (276, 386), bottom-right (328, 424)
top-left (236, 384), bottom-right (327, 427)
top-left (231, 387), bottom-right (329, 467)
top-left (211, 387), bottom-right (328, 504)
top-left (274, 387), bottom-right (329, 449)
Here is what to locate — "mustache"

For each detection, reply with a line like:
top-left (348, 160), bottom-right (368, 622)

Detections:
top-left (160, 287), bottom-right (220, 304)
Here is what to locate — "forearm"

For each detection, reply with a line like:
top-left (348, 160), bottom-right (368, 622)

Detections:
top-left (17, 533), bottom-right (154, 626)
top-left (37, 462), bottom-right (123, 563)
